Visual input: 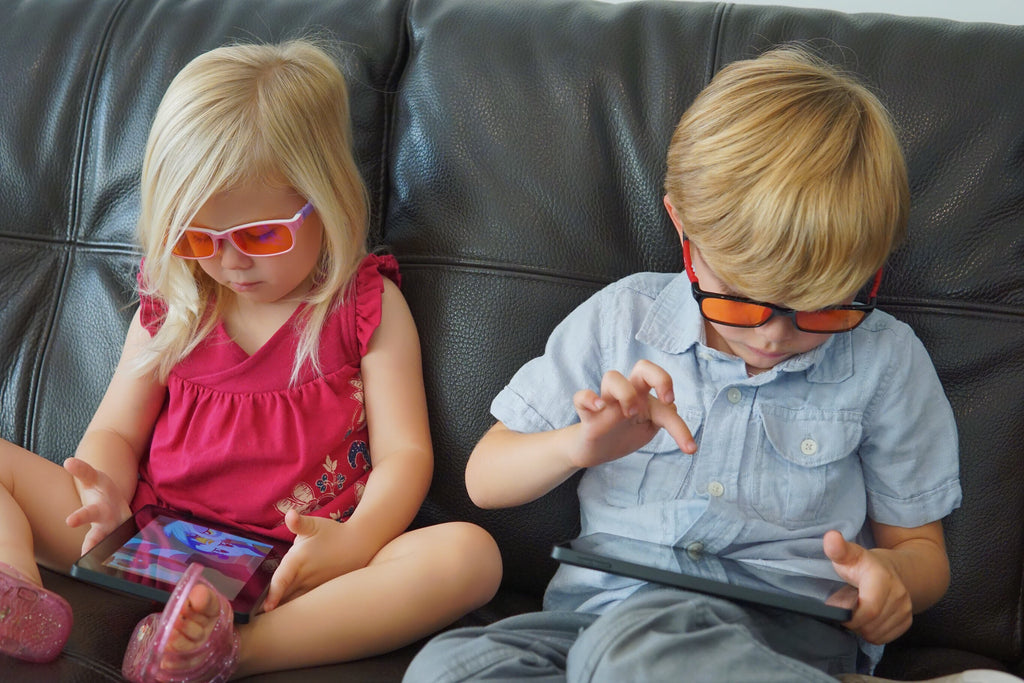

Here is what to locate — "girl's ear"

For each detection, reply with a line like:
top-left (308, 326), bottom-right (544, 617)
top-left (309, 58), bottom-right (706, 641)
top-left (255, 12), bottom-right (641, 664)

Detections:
top-left (663, 194), bottom-right (685, 241)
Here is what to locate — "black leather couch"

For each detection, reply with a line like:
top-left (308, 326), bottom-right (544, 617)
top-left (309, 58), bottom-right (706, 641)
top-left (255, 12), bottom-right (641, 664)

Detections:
top-left (2, 0), bottom-right (1022, 680)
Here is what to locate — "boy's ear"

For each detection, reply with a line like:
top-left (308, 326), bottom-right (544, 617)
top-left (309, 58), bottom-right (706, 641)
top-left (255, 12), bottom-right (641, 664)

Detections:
top-left (663, 195), bottom-right (685, 239)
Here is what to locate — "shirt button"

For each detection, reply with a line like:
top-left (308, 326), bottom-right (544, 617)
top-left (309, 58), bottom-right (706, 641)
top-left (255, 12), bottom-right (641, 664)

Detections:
top-left (726, 388), bottom-right (742, 404)
top-left (686, 541), bottom-right (705, 559)
top-left (800, 438), bottom-right (818, 456)
top-left (707, 481), bottom-right (725, 497)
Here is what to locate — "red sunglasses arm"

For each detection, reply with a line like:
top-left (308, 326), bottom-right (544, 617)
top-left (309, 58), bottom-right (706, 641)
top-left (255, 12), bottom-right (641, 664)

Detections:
top-left (682, 239), bottom-right (698, 283)
top-left (868, 267), bottom-right (883, 298)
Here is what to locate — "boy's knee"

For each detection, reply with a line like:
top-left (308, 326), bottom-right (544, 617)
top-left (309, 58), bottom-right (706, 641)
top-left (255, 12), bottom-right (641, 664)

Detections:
top-left (568, 589), bottom-right (741, 677)
top-left (402, 627), bottom-right (490, 683)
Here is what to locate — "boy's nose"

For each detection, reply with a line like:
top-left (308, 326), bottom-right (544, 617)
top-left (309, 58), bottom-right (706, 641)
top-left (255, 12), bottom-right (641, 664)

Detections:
top-left (757, 314), bottom-right (796, 343)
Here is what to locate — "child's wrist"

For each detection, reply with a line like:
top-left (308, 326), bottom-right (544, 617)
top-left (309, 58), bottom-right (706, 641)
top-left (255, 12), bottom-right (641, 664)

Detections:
top-left (563, 423), bottom-right (596, 472)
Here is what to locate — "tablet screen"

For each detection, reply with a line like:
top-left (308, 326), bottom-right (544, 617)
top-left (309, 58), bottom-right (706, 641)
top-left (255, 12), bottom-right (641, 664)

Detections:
top-left (72, 505), bottom-right (291, 622)
top-left (552, 533), bottom-right (855, 622)
top-left (102, 513), bottom-right (275, 600)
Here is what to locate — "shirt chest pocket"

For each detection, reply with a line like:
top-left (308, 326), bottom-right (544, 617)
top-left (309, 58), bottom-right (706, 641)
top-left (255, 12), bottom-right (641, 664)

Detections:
top-left (593, 408), bottom-right (704, 508)
top-left (748, 406), bottom-right (862, 528)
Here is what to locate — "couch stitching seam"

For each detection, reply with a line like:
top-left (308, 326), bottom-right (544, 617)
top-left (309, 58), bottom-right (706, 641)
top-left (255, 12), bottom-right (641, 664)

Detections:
top-left (24, 0), bottom-right (132, 451)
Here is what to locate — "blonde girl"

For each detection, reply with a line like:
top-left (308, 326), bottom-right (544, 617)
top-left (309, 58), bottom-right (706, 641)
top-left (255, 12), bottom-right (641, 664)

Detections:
top-left (0, 40), bottom-right (501, 681)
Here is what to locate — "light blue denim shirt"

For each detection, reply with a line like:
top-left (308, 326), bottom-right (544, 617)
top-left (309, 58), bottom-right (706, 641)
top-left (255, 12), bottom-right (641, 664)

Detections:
top-left (492, 271), bottom-right (962, 626)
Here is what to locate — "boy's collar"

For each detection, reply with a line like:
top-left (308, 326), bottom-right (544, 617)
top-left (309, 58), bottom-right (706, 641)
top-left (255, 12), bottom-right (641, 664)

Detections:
top-left (635, 272), bottom-right (703, 354)
top-left (785, 334), bottom-right (853, 384)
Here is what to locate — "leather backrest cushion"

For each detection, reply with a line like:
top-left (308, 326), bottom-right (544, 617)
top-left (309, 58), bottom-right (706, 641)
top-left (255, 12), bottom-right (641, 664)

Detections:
top-left (394, 0), bottom-right (1024, 659)
top-left (0, 0), bottom-right (406, 457)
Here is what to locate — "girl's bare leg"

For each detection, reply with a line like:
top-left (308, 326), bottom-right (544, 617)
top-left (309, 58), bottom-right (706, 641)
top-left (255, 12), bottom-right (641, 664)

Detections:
top-left (0, 438), bottom-right (88, 581)
top-left (231, 521), bottom-right (502, 677)
top-left (0, 439), bottom-right (88, 662)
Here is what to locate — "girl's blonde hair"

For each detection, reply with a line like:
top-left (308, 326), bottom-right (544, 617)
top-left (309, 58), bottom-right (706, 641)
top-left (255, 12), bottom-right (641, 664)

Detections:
top-left (664, 46), bottom-right (908, 310)
top-left (135, 40), bottom-right (368, 384)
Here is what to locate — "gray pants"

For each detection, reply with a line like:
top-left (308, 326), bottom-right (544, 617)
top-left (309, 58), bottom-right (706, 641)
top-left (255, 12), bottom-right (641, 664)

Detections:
top-left (404, 587), bottom-right (859, 682)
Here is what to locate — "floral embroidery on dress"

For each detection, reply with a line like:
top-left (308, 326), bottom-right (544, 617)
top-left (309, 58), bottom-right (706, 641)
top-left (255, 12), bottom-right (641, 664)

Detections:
top-left (274, 481), bottom-right (320, 517)
top-left (329, 482), bottom-right (365, 521)
top-left (348, 441), bottom-right (371, 471)
top-left (346, 378), bottom-right (365, 437)
top-left (274, 450), bottom-right (368, 523)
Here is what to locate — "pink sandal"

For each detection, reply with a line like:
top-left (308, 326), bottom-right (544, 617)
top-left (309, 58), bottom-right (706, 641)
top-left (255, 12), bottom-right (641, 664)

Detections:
top-left (0, 561), bottom-right (73, 663)
top-left (122, 563), bottom-right (239, 683)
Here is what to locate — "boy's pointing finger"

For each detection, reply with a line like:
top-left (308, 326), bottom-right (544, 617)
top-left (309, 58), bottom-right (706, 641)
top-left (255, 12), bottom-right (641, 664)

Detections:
top-left (649, 398), bottom-right (696, 453)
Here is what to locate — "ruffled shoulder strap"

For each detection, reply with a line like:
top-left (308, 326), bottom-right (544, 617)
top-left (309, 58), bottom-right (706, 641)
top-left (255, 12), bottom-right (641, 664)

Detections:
top-left (353, 252), bottom-right (401, 357)
top-left (136, 260), bottom-right (167, 334)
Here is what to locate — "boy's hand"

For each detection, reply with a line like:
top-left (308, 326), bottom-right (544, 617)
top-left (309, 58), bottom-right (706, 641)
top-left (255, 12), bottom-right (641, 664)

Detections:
top-left (570, 360), bottom-right (696, 468)
top-left (823, 529), bottom-right (913, 644)
top-left (63, 456), bottom-right (132, 555)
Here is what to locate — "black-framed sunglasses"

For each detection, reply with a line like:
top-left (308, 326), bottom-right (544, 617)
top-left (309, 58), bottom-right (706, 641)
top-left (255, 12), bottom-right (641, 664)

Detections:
top-left (682, 239), bottom-right (881, 334)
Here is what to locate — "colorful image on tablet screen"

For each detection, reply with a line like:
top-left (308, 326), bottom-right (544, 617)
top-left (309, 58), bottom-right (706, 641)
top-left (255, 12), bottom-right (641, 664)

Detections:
top-left (101, 515), bottom-right (274, 599)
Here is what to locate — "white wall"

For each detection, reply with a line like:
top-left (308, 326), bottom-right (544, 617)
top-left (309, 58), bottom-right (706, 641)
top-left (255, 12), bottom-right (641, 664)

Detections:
top-left (600, 0), bottom-right (1024, 25)
top-left (716, 0), bottom-right (1024, 25)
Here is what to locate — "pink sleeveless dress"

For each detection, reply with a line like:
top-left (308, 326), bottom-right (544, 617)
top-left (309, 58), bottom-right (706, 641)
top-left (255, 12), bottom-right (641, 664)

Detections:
top-left (130, 254), bottom-right (400, 541)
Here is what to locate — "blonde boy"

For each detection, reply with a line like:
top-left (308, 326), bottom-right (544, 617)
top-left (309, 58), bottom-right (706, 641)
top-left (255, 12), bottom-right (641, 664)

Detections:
top-left (406, 46), bottom-right (961, 682)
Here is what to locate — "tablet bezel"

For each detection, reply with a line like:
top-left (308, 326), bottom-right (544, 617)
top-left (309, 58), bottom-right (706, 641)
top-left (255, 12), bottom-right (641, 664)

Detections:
top-left (551, 533), bottom-right (853, 623)
top-left (70, 505), bottom-right (291, 623)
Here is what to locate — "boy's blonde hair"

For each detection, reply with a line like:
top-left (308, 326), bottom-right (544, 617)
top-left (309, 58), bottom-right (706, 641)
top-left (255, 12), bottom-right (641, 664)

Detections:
top-left (664, 46), bottom-right (908, 310)
top-left (135, 40), bottom-right (368, 383)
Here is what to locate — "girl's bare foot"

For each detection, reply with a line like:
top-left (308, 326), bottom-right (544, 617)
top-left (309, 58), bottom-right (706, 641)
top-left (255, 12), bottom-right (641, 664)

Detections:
top-left (161, 582), bottom-right (223, 672)
top-left (122, 564), bottom-right (239, 683)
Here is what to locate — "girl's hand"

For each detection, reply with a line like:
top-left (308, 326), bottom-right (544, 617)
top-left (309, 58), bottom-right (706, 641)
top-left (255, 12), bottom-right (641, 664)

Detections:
top-left (263, 510), bottom-right (373, 612)
top-left (570, 360), bottom-right (696, 469)
top-left (823, 530), bottom-right (913, 644)
top-left (63, 456), bottom-right (132, 555)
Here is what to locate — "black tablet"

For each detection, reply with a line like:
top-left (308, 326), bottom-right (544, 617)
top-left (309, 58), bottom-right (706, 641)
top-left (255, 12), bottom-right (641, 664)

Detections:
top-left (70, 505), bottom-right (291, 623)
top-left (552, 533), bottom-right (854, 623)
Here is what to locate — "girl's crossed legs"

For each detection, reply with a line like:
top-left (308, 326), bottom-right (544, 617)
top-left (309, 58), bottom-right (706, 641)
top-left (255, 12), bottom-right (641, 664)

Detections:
top-left (126, 520), bottom-right (501, 680)
top-left (0, 439), bottom-right (503, 678)
top-left (232, 521), bottom-right (501, 677)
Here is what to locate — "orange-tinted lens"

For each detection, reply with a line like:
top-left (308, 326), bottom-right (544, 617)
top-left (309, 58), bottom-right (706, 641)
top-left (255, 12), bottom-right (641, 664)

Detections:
top-left (794, 309), bottom-right (866, 332)
top-left (700, 298), bottom-right (773, 326)
top-left (172, 230), bottom-right (216, 258)
top-left (231, 224), bottom-right (293, 255)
